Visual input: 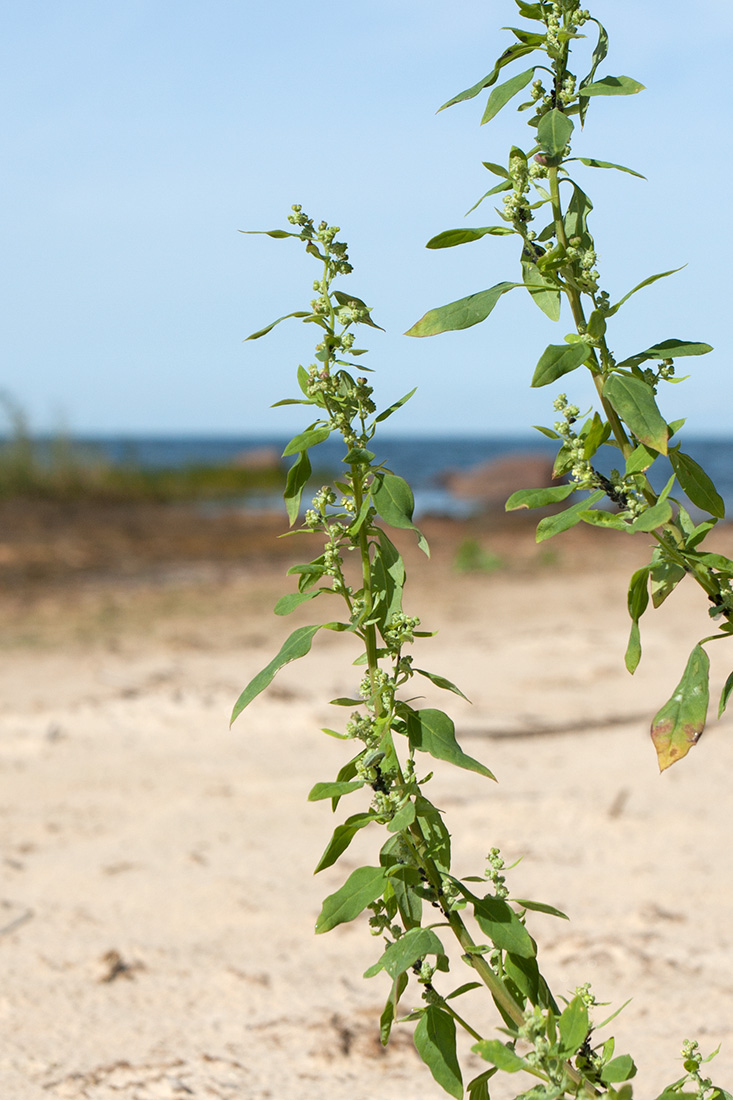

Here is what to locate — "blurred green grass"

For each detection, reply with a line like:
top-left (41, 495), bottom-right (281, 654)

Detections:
top-left (0, 394), bottom-right (285, 503)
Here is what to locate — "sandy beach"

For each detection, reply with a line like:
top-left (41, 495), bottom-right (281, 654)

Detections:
top-left (2, 503), bottom-right (733, 1099)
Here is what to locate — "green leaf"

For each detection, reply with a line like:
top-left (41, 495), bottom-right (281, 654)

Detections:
top-left (558, 996), bottom-right (589, 1056)
top-left (570, 156), bottom-right (645, 179)
top-left (482, 160), bottom-right (510, 178)
top-left (481, 67), bottom-right (536, 124)
top-left (387, 799), bottom-right (416, 833)
top-left (314, 812), bottom-right (375, 873)
top-left (332, 290), bottom-right (385, 331)
top-left (415, 795), bottom-right (451, 872)
top-left (371, 529), bottom-right (406, 629)
top-left (563, 183), bottom-right (593, 244)
top-left (405, 282), bottom-right (517, 337)
top-left (308, 780), bottom-right (365, 802)
top-left (380, 973), bottom-right (408, 1045)
top-left (581, 411), bottom-right (611, 458)
top-left (414, 1007), bottom-right (463, 1100)
top-left (625, 443), bottom-right (657, 474)
top-left (504, 25), bottom-right (545, 46)
top-left (531, 341), bottom-right (591, 387)
top-left (407, 708), bottom-right (496, 779)
top-left (438, 44), bottom-right (536, 111)
top-left (536, 490), bottom-right (604, 542)
top-left (537, 108), bottom-right (574, 156)
top-left (514, 898), bottom-right (569, 920)
top-left (371, 473), bottom-right (429, 556)
top-left (473, 1039), bottom-right (530, 1073)
top-left (719, 672), bottom-right (733, 719)
top-left (650, 554), bottom-right (686, 608)
top-left (586, 309), bottom-right (607, 341)
top-left (445, 982), bottom-right (482, 1001)
top-left (603, 374), bottom-right (668, 454)
top-left (245, 310), bottom-right (310, 341)
top-left (581, 75), bottom-right (644, 96)
top-left (364, 926), bottom-right (446, 980)
top-left (283, 449), bottom-right (312, 525)
top-left (608, 268), bottom-right (684, 317)
top-left (380, 835), bottom-right (424, 927)
top-left (578, 17), bottom-right (609, 123)
top-left (627, 565), bottom-right (650, 622)
top-left (669, 450), bottom-right (725, 519)
top-left (274, 590), bottom-right (320, 616)
top-left (240, 228), bottom-right (302, 240)
top-left (631, 499), bottom-right (673, 532)
top-left (625, 621), bottom-right (642, 674)
top-left (514, 1), bottom-right (543, 17)
top-left (618, 339), bottom-right (713, 369)
top-left (282, 426), bottom-right (330, 457)
top-left (465, 889), bottom-right (536, 958)
top-left (426, 226), bottom-right (514, 249)
top-left (601, 1054), bottom-right (637, 1084)
top-left (521, 260), bottom-right (561, 321)
top-left (467, 1068), bottom-right (498, 1100)
top-left (315, 865), bottom-right (389, 933)
top-left (231, 624), bottom-right (322, 723)
top-left (533, 424), bottom-right (561, 440)
top-left (374, 387), bottom-right (417, 424)
top-left (414, 668), bottom-right (470, 702)
top-left (506, 483), bottom-right (576, 511)
top-left (694, 553), bottom-right (733, 574)
top-left (579, 509), bottom-right (630, 532)
top-left (651, 645), bottom-right (710, 771)
top-left (465, 179), bottom-right (513, 217)
top-left (343, 445), bottom-right (376, 466)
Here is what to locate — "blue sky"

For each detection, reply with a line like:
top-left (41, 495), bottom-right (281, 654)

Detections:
top-left (1, 1), bottom-right (730, 437)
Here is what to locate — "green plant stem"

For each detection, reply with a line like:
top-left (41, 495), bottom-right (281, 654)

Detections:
top-left (444, 908), bottom-right (525, 1026)
top-left (548, 161), bottom-right (732, 634)
top-left (548, 165), bottom-right (633, 460)
top-left (351, 462), bottom-right (389, 724)
top-left (439, 998), bottom-right (484, 1043)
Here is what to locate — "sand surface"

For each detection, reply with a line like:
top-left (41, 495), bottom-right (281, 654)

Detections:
top-left (1, 509), bottom-right (733, 1099)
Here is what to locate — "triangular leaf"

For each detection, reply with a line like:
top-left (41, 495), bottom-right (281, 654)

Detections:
top-left (407, 709), bottom-right (495, 779)
top-left (365, 926), bottom-right (446, 980)
top-left (315, 865), bottom-right (388, 933)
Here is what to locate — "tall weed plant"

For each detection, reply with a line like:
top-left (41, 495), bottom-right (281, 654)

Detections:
top-left (235, 2), bottom-right (733, 1097)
